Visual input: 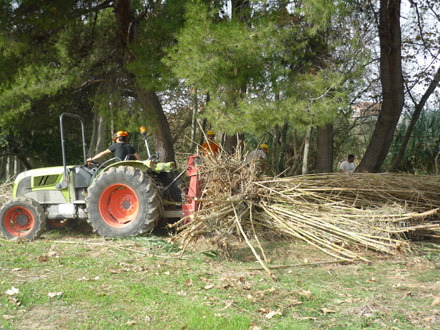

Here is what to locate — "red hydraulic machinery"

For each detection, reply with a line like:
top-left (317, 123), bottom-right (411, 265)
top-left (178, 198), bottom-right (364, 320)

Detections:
top-left (181, 155), bottom-right (201, 221)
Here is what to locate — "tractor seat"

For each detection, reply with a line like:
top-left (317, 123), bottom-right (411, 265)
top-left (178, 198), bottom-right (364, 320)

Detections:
top-left (124, 154), bottom-right (137, 161)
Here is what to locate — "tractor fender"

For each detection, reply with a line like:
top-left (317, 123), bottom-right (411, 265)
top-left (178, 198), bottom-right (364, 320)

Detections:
top-left (95, 160), bottom-right (153, 178)
top-left (98, 160), bottom-right (177, 174)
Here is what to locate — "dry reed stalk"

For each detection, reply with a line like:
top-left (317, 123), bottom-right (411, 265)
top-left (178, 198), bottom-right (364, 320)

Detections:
top-left (231, 203), bottom-right (277, 281)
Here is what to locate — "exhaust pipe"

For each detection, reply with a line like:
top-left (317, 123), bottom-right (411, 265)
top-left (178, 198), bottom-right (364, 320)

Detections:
top-left (140, 126), bottom-right (151, 159)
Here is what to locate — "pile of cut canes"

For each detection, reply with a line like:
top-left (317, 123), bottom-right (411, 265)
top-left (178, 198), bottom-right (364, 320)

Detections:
top-left (170, 155), bottom-right (440, 279)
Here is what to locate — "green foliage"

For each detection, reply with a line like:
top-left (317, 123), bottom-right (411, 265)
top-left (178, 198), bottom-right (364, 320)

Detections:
top-left (166, 0), bottom-right (360, 139)
top-left (166, 2), bottom-right (281, 91)
top-left (128, 0), bottom-right (188, 91)
top-left (0, 1), bottom-right (116, 167)
top-left (283, 70), bottom-right (348, 126)
top-left (297, 0), bottom-right (336, 33)
top-left (0, 65), bottom-right (74, 128)
top-left (387, 107), bottom-right (440, 174)
top-left (165, 1), bottom-right (286, 135)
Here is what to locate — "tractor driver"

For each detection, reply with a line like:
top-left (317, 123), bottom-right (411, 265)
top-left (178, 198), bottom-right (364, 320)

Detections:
top-left (87, 131), bottom-right (141, 163)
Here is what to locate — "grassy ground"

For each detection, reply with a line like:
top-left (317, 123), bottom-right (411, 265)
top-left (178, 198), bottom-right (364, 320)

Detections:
top-left (1, 222), bottom-right (440, 330)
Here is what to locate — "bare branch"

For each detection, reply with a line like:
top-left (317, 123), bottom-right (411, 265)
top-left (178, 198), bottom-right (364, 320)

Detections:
top-left (407, 0), bottom-right (436, 58)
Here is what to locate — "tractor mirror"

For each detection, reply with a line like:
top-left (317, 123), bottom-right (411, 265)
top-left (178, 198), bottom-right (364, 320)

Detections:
top-left (140, 126), bottom-right (147, 136)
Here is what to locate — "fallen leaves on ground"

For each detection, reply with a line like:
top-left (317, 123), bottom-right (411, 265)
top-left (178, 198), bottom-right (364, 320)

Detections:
top-left (5, 286), bottom-right (19, 296)
top-left (432, 297), bottom-right (440, 306)
top-left (48, 292), bottom-right (63, 298)
top-left (37, 255), bottom-right (49, 262)
top-left (321, 307), bottom-right (337, 315)
top-left (4, 287), bottom-right (21, 306)
top-left (77, 276), bottom-right (100, 281)
top-left (257, 308), bottom-right (283, 319)
top-left (221, 300), bottom-right (233, 310)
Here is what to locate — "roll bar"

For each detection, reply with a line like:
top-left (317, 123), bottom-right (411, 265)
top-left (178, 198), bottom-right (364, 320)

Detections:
top-left (56, 113), bottom-right (87, 189)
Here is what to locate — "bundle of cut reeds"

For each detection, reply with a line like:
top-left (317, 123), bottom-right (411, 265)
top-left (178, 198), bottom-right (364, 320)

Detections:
top-left (171, 154), bottom-right (440, 270)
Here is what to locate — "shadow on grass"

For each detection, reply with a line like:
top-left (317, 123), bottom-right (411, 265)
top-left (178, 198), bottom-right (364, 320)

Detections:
top-left (44, 218), bottom-right (177, 239)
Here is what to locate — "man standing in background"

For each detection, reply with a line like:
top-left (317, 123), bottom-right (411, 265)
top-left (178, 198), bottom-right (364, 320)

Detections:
top-left (339, 154), bottom-right (355, 173)
top-left (246, 144), bottom-right (269, 173)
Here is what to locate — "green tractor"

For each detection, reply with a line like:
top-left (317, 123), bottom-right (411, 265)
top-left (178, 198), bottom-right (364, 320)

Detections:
top-left (0, 113), bottom-right (184, 240)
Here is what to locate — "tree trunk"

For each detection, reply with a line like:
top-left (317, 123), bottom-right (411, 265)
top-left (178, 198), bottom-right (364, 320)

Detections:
top-left (191, 89), bottom-right (198, 153)
top-left (114, 0), bottom-right (175, 162)
top-left (0, 156), bottom-right (4, 179)
top-left (13, 156), bottom-right (19, 176)
top-left (11, 148), bottom-right (32, 170)
top-left (198, 93), bottom-right (210, 146)
top-left (114, 0), bottom-right (135, 60)
top-left (223, 133), bottom-right (244, 156)
top-left (315, 124), bottom-right (333, 173)
top-left (231, 0), bottom-right (250, 21)
top-left (435, 150), bottom-right (440, 176)
top-left (286, 130), bottom-right (305, 176)
top-left (198, 118), bottom-right (208, 146)
top-left (302, 127), bottom-right (312, 175)
top-left (96, 115), bottom-right (107, 153)
top-left (110, 113), bottom-right (114, 138)
top-left (135, 89), bottom-right (175, 162)
top-left (357, 0), bottom-right (404, 172)
top-left (278, 122), bottom-right (288, 174)
top-left (271, 125), bottom-right (281, 175)
top-left (389, 65), bottom-right (440, 171)
top-left (5, 156), bottom-right (11, 179)
top-left (227, 0), bottom-right (249, 158)
top-left (88, 114), bottom-right (98, 157)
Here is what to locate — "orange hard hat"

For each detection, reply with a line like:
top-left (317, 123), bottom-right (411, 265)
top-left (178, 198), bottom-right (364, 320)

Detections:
top-left (113, 130), bottom-right (128, 142)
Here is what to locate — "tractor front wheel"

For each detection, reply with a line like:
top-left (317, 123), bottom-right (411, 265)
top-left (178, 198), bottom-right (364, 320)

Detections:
top-left (86, 166), bottom-right (161, 237)
top-left (0, 197), bottom-right (47, 240)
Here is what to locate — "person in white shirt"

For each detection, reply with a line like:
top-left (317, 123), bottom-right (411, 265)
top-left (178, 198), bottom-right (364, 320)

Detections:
top-left (246, 144), bottom-right (269, 173)
top-left (339, 154), bottom-right (355, 173)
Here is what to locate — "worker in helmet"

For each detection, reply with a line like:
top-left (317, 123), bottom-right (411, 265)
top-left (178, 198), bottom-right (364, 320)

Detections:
top-left (87, 130), bottom-right (141, 162)
top-left (246, 144), bottom-right (269, 173)
top-left (200, 130), bottom-right (220, 156)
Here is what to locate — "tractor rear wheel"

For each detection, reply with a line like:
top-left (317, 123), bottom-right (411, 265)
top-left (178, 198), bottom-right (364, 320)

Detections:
top-left (86, 166), bottom-right (161, 237)
top-left (0, 197), bottom-right (46, 240)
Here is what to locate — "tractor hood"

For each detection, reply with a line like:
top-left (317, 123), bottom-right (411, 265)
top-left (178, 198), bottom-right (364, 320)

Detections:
top-left (13, 166), bottom-right (70, 198)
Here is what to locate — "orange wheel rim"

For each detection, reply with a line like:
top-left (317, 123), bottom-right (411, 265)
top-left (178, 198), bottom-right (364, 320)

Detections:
top-left (3, 206), bottom-right (35, 237)
top-left (98, 184), bottom-right (139, 228)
